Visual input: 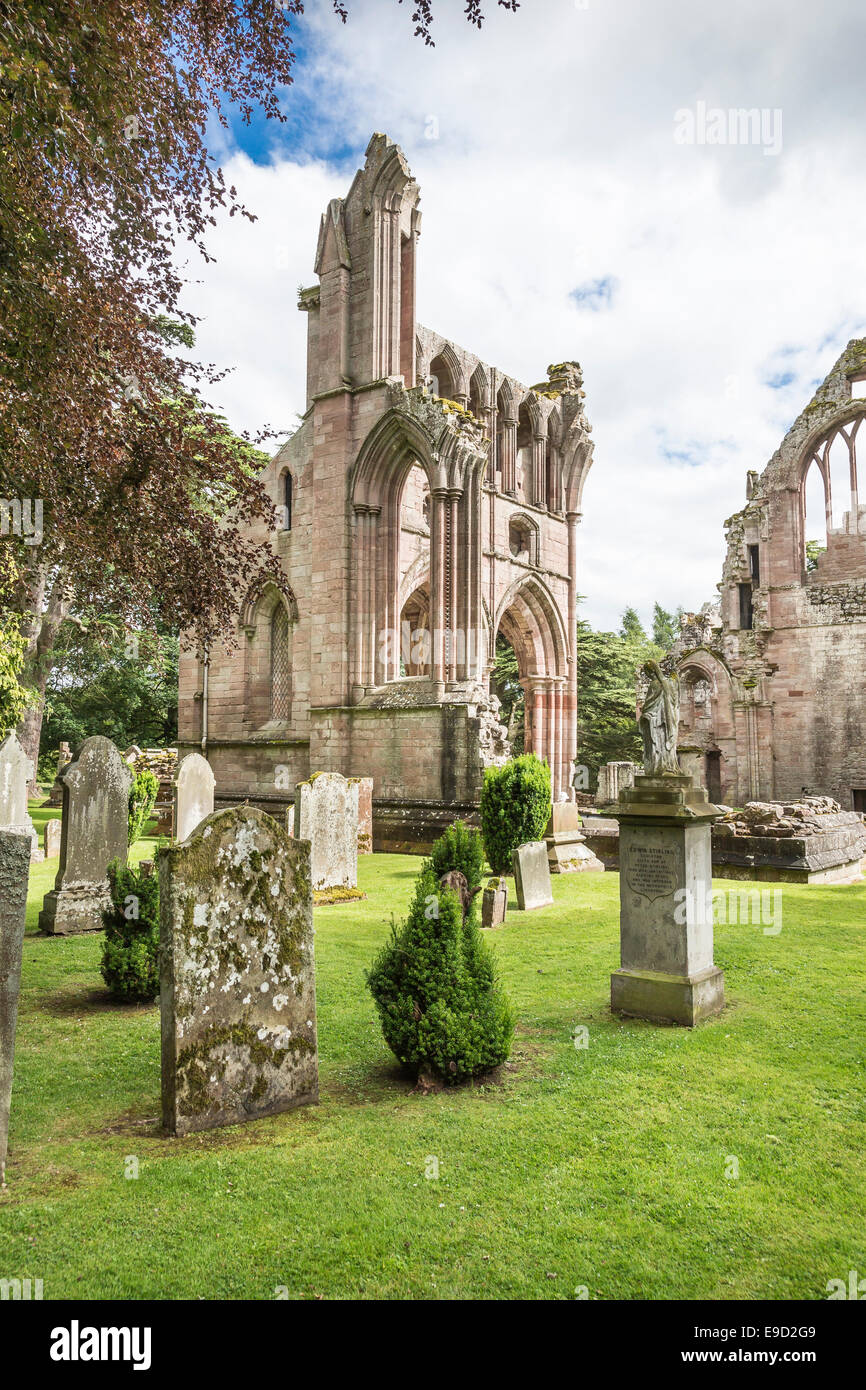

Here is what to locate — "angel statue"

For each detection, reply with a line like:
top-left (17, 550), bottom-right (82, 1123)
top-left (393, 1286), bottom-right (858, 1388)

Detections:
top-left (638, 660), bottom-right (681, 775)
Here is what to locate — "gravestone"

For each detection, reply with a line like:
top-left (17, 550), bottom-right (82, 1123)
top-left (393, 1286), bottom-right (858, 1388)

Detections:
top-left (174, 752), bottom-right (215, 843)
top-left (481, 876), bottom-right (508, 927)
top-left (355, 777), bottom-right (373, 854)
top-left (158, 805), bottom-right (318, 1136)
top-left (45, 741), bottom-right (72, 808)
top-left (611, 773), bottom-right (725, 1026)
top-left (0, 831), bottom-right (31, 1184)
top-left (512, 841), bottom-right (554, 910)
top-left (38, 736), bottom-right (132, 935)
top-left (293, 771), bottom-right (359, 891)
top-left (43, 818), bottom-right (62, 859)
top-left (0, 732), bottom-right (41, 862)
top-left (545, 801), bottom-right (604, 874)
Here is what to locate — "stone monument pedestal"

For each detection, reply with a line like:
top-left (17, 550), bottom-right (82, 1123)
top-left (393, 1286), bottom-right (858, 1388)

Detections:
top-left (545, 802), bottom-right (604, 873)
top-left (611, 773), bottom-right (724, 1027)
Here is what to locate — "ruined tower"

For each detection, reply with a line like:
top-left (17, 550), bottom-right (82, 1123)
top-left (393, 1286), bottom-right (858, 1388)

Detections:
top-left (177, 135), bottom-right (594, 847)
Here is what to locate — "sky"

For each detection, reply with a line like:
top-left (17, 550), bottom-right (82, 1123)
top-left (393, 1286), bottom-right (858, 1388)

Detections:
top-left (181, 0), bottom-right (866, 633)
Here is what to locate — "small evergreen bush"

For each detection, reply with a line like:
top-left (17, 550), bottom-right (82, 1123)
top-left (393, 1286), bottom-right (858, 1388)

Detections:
top-left (367, 863), bottom-right (514, 1084)
top-left (428, 819), bottom-right (485, 924)
top-left (101, 858), bottom-right (160, 1002)
top-left (128, 768), bottom-right (159, 846)
top-left (479, 754), bottom-right (552, 874)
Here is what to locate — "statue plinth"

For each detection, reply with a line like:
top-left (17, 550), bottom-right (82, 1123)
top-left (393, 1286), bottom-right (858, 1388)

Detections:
top-left (610, 772), bottom-right (725, 1026)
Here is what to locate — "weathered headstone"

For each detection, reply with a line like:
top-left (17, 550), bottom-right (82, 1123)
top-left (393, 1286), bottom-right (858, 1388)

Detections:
top-left (512, 841), bottom-right (554, 910)
top-left (38, 736), bottom-right (132, 935)
top-left (545, 801), bottom-right (604, 874)
top-left (0, 732), bottom-right (41, 862)
top-left (481, 875), bottom-right (508, 927)
top-left (611, 773), bottom-right (725, 1026)
top-left (355, 776), bottom-right (373, 854)
top-left (0, 831), bottom-right (31, 1185)
top-left (293, 771), bottom-right (359, 891)
top-left (158, 806), bottom-right (318, 1135)
top-left (45, 741), bottom-right (72, 808)
top-left (43, 817), bottom-right (62, 859)
top-left (174, 752), bottom-right (215, 843)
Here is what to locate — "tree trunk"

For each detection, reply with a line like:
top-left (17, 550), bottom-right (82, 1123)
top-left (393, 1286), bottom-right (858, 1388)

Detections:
top-left (15, 561), bottom-right (71, 795)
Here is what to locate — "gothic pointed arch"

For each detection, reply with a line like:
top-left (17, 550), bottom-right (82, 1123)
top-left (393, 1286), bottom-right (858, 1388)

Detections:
top-left (240, 581), bottom-right (298, 729)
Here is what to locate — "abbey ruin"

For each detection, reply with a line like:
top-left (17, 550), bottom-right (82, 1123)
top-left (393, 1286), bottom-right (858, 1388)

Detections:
top-left (177, 135), bottom-right (594, 846)
top-left (670, 339), bottom-right (866, 810)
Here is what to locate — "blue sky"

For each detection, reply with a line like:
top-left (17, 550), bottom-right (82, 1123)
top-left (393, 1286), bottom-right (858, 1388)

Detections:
top-left (183, 0), bottom-right (866, 631)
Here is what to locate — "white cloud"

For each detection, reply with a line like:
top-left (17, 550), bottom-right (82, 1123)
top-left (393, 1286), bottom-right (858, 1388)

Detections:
top-left (181, 0), bottom-right (866, 631)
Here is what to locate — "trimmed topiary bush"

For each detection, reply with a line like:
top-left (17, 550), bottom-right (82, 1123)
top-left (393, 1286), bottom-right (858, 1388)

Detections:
top-left (428, 818), bottom-right (485, 924)
top-left (367, 862), bottom-right (514, 1084)
top-left (479, 753), bottom-right (552, 875)
top-left (128, 768), bottom-right (159, 846)
top-left (101, 858), bottom-right (160, 1002)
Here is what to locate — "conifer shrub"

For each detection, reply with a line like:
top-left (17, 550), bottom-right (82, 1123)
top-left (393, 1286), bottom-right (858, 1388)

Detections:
top-left (128, 768), bottom-right (159, 846)
top-left (479, 754), bottom-right (552, 874)
top-left (367, 863), bottom-right (514, 1084)
top-left (428, 818), bottom-right (485, 924)
top-left (101, 858), bottom-right (160, 1002)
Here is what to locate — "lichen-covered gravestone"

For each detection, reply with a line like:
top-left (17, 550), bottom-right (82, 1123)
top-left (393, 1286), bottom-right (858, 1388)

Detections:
top-left (173, 752), bottom-right (215, 843)
top-left (0, 831), bottom-right (31, 1184)
top-left (481, 876), bottom-right (508, 927)
top-left (293, 771), bottom-right (359, 892)
top-left (0, 732), bottom-right (41, 863)
top-left (38, 736), bottom-right (132, 935)
top-left (158, 806), bottom-right (318, 1136)
top-left (512, 840), bottom-right (554, 910)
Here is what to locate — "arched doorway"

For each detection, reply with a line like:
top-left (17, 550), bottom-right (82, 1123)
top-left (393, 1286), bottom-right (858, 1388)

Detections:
top-left (494, 577), bottom-right (571, 798)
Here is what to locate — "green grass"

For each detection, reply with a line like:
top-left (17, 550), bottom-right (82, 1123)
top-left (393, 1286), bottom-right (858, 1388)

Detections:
top-left (2, 811), bottom-right (865, 1300)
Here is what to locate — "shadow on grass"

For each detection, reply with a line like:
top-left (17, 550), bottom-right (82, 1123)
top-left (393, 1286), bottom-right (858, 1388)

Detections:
top-left (38, 987), bottom-right (159, 1018)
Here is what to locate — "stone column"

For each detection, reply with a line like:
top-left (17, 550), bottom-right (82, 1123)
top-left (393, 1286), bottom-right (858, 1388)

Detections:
top-left (430, 488), bottom-right (449, 685)
top-left (611, 773), bottom-right (725, 1026)
top-left (367, 506), bottom-right (381, 686)
top-left (447, 489), bottom-right (460, 681)
top-left (0, 831), bottom-right (30, 1184)
top-left (566, 511), bottom-right (581, 797)
top-left (501, 419), bottom-right (517, 495)
top-left (532, 434), bottom-right (547, 509)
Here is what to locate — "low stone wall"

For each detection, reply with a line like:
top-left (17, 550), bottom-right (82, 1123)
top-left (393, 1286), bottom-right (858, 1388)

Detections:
top-left (582, 797), bottom-right (866, 883)
top-left (373, 799), bottom-right (481, 855)
top-left (712, 798), bottom-right (866, 884)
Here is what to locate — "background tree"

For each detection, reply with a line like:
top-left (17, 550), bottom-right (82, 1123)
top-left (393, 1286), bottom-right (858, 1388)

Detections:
top-left (651, 601), bottom-right (682, 650)
top-left (576, 608), bottom-right (665, 787)
top-left (41, 610), bottom-right (179, 764)
top-left (1, 1), bottom-right (517, 778)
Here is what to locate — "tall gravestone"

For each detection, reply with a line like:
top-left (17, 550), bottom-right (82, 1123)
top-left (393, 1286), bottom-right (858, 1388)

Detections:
top-left (611, 773), bottom-right (725, 1025)
top-left (174, 752), bottom-right (215, 843)
top-left (0, 732), bottom-right (41, 863)
top-left (355, 776), bottom-right (374, 854)
top-left (294, 771), bottom-right (359, 892)
top-left (38, 736), bottom-right (132, 935)
top-left (158, 806), bottom-right (318, 1135)
top-left (512, 841), bottom-right (554, 910)
top-left (612, 662), bottom-right (725, 1026)
top-left (0, 831), bottom-right (31, 1185)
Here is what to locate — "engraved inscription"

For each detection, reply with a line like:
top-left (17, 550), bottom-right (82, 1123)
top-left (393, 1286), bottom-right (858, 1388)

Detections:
top-left (624, 844), bottom-right (678, 902)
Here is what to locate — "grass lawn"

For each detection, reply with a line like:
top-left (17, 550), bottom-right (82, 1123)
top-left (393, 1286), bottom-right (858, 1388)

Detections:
top-left (2, 802), bottom-right (864, 1300)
